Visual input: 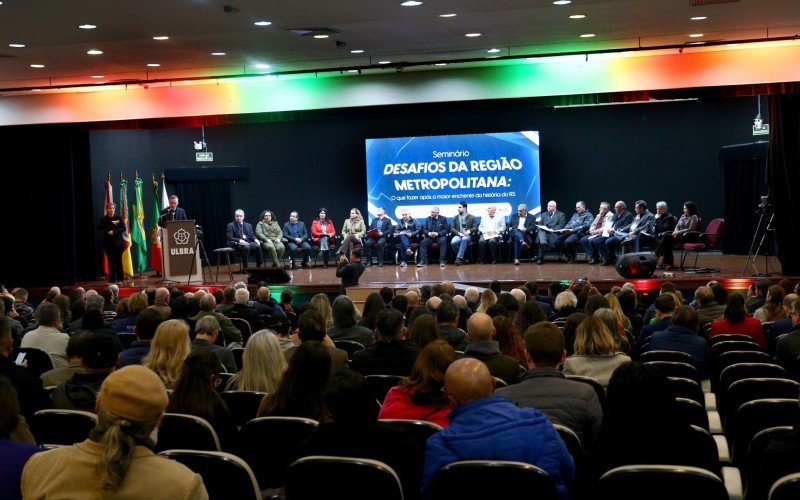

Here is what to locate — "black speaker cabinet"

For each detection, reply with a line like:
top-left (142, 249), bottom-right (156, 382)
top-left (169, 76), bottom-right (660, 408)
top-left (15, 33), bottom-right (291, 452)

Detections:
top-left (245, 267), bottom-right (291, 284)
top-left (615, 252), bottom-right (657, 278)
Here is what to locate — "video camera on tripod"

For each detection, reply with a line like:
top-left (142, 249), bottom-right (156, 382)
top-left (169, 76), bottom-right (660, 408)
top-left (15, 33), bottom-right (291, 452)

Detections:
top-left (742, 195), bottom-right (776, 276)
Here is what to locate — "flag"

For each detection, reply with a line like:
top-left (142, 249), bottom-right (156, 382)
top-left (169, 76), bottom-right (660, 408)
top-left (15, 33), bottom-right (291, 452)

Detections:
top-left (131, 175), bottom-right (148, 274)
top-left (160, 174), bottom-right (169, 210)
top-left (119, 176), bottom-right (134, 278)
top-left (149, 175), bottom-right (163, 274)
top-left (102, 175), bottom-right (113, 276)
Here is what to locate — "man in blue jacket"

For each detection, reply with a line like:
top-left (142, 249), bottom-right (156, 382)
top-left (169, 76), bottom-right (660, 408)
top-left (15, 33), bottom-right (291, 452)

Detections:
top-left (422, 358), bottom-right (575, 499)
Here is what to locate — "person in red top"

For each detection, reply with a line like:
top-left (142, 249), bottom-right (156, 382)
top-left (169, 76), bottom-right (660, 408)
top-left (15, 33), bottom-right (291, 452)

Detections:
top-left (310, 207), bottom-right (337, 268)
top-left (379, 340), bottom-right (456, 428)
top-left (709, 293), bottom-right (766, 349)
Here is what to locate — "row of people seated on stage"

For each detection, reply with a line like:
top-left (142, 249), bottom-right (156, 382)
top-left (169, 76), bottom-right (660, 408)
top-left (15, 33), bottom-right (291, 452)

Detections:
top-left (223, 199), bottom-right (699, 269)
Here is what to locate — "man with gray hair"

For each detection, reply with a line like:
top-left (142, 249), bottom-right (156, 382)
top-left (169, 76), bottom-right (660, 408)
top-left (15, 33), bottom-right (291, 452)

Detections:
top-left (192, 316), bottom-right (237, 373)
top-left (224, 288), bottom-right (263, 340)
top-left (595, 200), bottom-right (634, 265)
top-left (70, 293), bottom-right (109, 331)
top-left (552, 201), bottom-right (593, 264)
top-left (580, 202), bottom-right (612, 265)
top-left (190, 294), bottom-right (242, 347)
top-left (533, 200), bottom-right (566, 265)
top-left (21, 303), bottom-right (70, 369)
top-left (615, 200), bottom-right (654, 254)
top-left (227, 208), bottom-right (262, 268)
top-left (509, 203), bottom-right (536, 265)
top-left (478, 205), bottom-right (506, 265)
top-left (635, 200), bottom-right (676, 253)
top-left (464, 287), bottom-right (480, 312)
top-left (147, 287), bottom-right (171, 320)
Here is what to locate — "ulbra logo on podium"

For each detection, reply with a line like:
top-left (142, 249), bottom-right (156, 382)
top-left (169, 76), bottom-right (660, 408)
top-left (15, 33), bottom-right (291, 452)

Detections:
top-left (171, 228), bottom-right (195, 255)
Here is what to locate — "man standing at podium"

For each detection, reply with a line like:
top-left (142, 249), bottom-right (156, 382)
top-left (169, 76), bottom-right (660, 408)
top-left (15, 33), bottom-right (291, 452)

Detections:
top-left (158, 195), bottom-right (187, 226)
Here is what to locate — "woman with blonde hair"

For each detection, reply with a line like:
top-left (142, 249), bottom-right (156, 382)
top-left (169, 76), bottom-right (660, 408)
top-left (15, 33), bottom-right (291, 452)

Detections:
top-left (604, 293), bottom-right (632, 333)
top-left (338, 207), bottom-right (366, 258)
top-left (476, 289), bottom-right (497, 314)
top-left (563, 316), bottom-right (631, 389)
top-left (143, 319), bottom-right (191, 388)
top-left (226, 330), bottom-right (288, 392)
top-left (309, 293), bottom-right (333, 329)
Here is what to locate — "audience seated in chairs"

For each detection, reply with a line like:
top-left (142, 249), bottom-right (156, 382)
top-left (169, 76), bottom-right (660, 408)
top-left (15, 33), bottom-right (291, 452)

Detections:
top-left (167, 349), bottom-right (238, 451)
top-left (497, 321), bottom-right (603, 448)
top-left (295, 368), bottom-right (423, 498)
top-left (310, 207), bottom-right (337, 268)
top-left (327, 295), bottom-right (375, 348)
top-left (642, 305), bottom-right (710, 369)
top-left (20, 365), bottom-right (208, 499)
top-left (378, 340), bottom-right (456, 427)
top-left (0, 375), bottom-right (41, 499)
top-left (421, 358), bottom-right (575, 499)
top-left (351, 309), bottom-right (420, 377)
top-left (189, 316), bottom-right (237, 374)
top-left (225, 330), bottom-right (287, 392)
top-left (40, 330), bottom-right (91, 387)
top-left (709, 293), bottom-right (767, 349)
top-left (285, 310), bottom-right (348, 376)
top-left (142, 319), bottom-right (192, 390)
top-left (224, 289), bottom-right (263, 342)
top-left (562, 316), bottom-right (631, 390)
top-left (51, 334), bottom-right (118, 412)
top-left (226, 209), bottom-right (263, 269)
top-left (20, 303), bottom-right (70, 370)
top-left (190, 294), bottom-right (243, 347)
top-left (116, 308), bottom-right (163, 369)
top-left (258, 340), bottom-right (331, 421)
top-left (589, 361), bottom-right (719, 481)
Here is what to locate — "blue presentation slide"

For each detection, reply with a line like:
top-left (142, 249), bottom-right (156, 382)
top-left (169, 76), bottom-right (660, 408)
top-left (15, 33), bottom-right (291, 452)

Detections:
top-left (365, 131), bottom-right (541, 224)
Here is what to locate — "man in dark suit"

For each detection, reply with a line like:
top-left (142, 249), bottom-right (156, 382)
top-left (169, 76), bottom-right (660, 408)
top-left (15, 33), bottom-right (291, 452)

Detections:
top-left (396, 210), bottom-right (419, 268)
top-left (509, 203), bottom-right (537, 265)
top-left (534, 200), bottom-right (566, 265)
top-left (158, 194), bottom-right (188, 226)
top-left (634, 293), bottom-right (677, 355)
top-left (417, 207), bottom-right (450, 268)
top-left (450, 201), bottom-right (478, 265)
top-left (282, 210), bottom-right (312, 268)
top-left (364, 207), bottom-right (394, 267)
top-left (351, 308), bottom-right (419, 376)
top-left (226, 209), bottom-right (262, 268)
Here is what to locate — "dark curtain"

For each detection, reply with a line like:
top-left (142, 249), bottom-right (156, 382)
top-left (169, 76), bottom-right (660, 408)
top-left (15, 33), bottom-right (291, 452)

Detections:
top-left (720, 142), bottom-right (769, 254)
top-left (172, 182), bottom-right (231, 265)
top-left (768, 94), bottom-right (800, 275)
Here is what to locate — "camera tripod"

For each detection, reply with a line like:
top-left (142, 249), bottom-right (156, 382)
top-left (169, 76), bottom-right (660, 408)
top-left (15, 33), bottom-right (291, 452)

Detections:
top-left (741, 207), bottom-right (777, 277)
top-left (187, 226), bottom-right (213, 284)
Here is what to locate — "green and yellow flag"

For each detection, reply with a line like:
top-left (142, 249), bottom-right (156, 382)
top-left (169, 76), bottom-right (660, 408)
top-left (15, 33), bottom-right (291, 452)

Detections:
top-left (149, 175), bottom-right (163, 274)
top-left (131, 174), bottom-right (148, 274)
top-left (119, 176), bottom-right (134, 278)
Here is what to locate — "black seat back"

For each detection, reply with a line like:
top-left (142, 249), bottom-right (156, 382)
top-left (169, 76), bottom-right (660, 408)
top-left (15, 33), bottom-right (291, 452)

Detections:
top-left (220, 391), bottom-right (267, 427)
top-left (28, 409), bottom-right (97, 446)
top-left (286, 455), bottom-right (404, 500)
top-left (155, 413), bottom-right (221, 453)
top-left (431, 460), bottom-right (558, 500)
top-left (597, 464), bottom-right (728, 500)
top-left (159, 450), bottom-right (260, 500)
top-left (731, 399), bottom-right (800, 466)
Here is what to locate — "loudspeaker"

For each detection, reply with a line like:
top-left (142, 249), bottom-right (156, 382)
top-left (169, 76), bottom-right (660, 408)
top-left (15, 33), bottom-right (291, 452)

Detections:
top-left (615, 252), bottom-right (657, 278)
top-left (245, 267), bottom-right (291, 284)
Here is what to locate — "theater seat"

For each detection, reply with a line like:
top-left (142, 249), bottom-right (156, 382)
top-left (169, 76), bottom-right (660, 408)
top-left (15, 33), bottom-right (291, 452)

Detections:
top-left (680, 218), bottom-right (724, 273)
top-left (159, 450), bottom-right (261, 500)
top-left (430, 460), bottom-right (558, 500)
top-left (286, 455), bottom-right (404, 500)
top-left (597, 464), bottom-right (738, 500)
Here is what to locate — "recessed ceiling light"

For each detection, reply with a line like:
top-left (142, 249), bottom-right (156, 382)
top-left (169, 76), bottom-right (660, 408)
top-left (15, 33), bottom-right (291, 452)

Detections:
top-left (255, 63), bottom-right (271, 69)
top-left (347, 69), bottom-right (359, 73)
top-left (401, 1), bottom-right (423, 6)
top-left (486, 48), bottom-right (501, 53)
top-left (579, 33), bottom-right (595, 38)
top-left (147, 63), bottom-right (160, 67)
top-left (569, 14), bottom-right (586, 19)
top-left (691, 16), bottom-right (707, 21)
top-left (87, 49), bottom-right (103, 55)
top-left (351, 49), bottom-right (364, 53)
top-left (153, 36), bottom-right (169, 41)
top-left (688, 41), bottom-right (705, 45)
top-left (30, 64), bottom-right (44, 68)
top-left (91, 75), bottom-right (104, 78)
top-left (78, 24), bottom-right (96, 29)
top-left (378, 60), bottom-right (391, 64)
top-left (313, 34), bottom-right (329, 39)
top-left (435, 63), bottom-right (447, 66)
top-left (553, 0), bottom-right (571, 5)
top-left (689, 33), bottom-right (704, 38)
top-left (8, 43), bottom-right (25, 48)
top-left (254, 21), bottom-right (272, 26)
top-left (211, 52), bottom-right (226, 56)
top-left (31, 89), bottom-right (42, 92)
top-left (439, 13), bottom-right (457, 17)
top-left (465, 33), bottom-right (482, 37)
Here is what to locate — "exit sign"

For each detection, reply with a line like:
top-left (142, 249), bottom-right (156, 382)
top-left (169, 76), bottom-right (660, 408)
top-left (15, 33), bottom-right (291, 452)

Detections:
top-left (196, 152), bottom-right (214, 162)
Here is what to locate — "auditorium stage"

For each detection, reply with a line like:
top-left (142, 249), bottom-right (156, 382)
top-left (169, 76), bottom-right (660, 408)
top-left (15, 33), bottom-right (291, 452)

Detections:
top-left (54, 252), bottom-right (792, 300)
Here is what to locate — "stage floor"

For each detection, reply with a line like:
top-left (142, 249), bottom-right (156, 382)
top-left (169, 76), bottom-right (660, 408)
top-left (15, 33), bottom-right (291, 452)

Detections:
top-left (64, 252), bottom-right (791, 297)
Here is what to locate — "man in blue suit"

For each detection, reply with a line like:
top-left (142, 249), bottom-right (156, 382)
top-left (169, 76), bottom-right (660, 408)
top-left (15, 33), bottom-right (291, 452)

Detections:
top-left (226, 209), bottom-right (262, 268)
top-left (283, 211), bottom-right (312, 268)
top-left (364, 207), bottom-right (394, 267)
